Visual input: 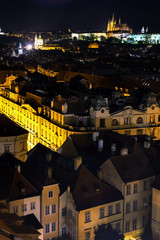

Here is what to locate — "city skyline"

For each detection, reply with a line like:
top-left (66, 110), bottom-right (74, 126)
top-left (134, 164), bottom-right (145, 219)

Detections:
top-left (0, 0), bottom-right (160, 32)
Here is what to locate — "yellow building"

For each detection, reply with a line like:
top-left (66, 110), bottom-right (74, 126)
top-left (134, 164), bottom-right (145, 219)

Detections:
top-left (34, 34), bottom-right (65, 51)
top-left (152, 176), bottom-right (160, 240)
top-left (107, 14), bottom-right (132, 39)
top-left (59, 163), bottom-right (123, 240)
top-left (0, 114), bottom-right (28, 162)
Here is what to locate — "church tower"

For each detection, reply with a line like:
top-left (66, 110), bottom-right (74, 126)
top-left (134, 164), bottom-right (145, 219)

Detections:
top-left (107, 13), bottom-right (116, 32)
top-left (18, 43), bottom-right (23, 55)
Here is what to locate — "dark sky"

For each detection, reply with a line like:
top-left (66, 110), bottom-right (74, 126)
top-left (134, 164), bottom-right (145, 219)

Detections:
top-left (0, 0), bottom-right (160, 33)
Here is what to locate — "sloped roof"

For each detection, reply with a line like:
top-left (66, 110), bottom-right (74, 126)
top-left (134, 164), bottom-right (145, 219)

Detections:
top-left (58, 131), bottom-right (135, 169)
top-left (0, 161), bottom-right (39, 201)
top-left (110, 141), bottom-right (155, 183)
top-left (71, 165), bottom-right (123, 211)
top-left (0, 114), bottom-right (28, 137)
top-left (24, 143), bottom-right (69, 190)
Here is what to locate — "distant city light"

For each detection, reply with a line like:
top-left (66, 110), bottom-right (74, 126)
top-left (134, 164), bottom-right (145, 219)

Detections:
top-left (26, 44), bottom-right (33, 50)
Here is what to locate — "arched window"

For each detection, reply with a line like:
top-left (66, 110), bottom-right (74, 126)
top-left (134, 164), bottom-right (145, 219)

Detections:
top-left (112, 119), bottom-right (118, 126)
top-left (137, 117), bottom-right (143, 124)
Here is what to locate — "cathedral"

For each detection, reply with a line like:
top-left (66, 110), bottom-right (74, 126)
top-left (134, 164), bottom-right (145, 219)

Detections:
top-left (107, 14), bottom-right (132, 38)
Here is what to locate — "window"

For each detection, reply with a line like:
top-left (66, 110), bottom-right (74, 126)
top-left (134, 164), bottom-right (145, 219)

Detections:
top-left (99, 207), bottom-right (105, 219)
top-left (45, 224), bottom-right (50, 234)
top-left (133, 219), bottom-right (137, 230)
top-left (137, 117), bottom-right (143, 124)
top-left (100, 119), bottom-right (105, 127)
top-left (45, 206), bottom-right (50, 215)
top-left (108, 205), bottom-right (113, 216)
top-left (52, 204), bottom-right (56, 214)
top-left (48, 191), bottom-right (53, 198)
top-left (115, 222), bottom-right (121, 233)
top-left (143, 180), bottom-right (147, 191)
top-left (126, 202), bottom-right (130, 214)
top-left (62, 227), bottom-right (66, 236)
top-left (51, 222), bottom-right (56, 232)
top-left (133, 200), bottom-right (138, 212)
top-left (30, 202), bottom-right (35, 210)
top-left (143, 197), bottom-right (147, 209)
top-left (126, 185), bottom-right (131, 195)
top-left (112, 119), bottom-right (118, 126)
top-left (62, 207), bottom-right (66, 217)
top-left (124, 117), bottom-right (131, 125)
top-left (4, 145), bottom-right (10, 152)
top-left (116, 203), bottom-right (120, 214)
top-left (85, 231), bottom-right (91, 240)
top-left (13, 206), bottom-right (18, 214)
top-left (133, 183), bottom-right (138, 194)
top-left (22, 204), bottom-right (27, 212)
top-left (137, 129), bottom-right (143, 135)
top-left (85, 211), bottom-right (91, 223)
top-left (125, 221), bottom-right (130, 232)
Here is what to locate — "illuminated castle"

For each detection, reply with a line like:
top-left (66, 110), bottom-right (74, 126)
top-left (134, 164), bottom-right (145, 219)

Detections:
top-left (34, 34), bottom-right (44, 49)
top-left (107, 14), bottom-right (132, 38)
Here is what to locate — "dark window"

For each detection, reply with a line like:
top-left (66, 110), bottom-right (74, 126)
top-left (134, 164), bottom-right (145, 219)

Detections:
top-left (137, 117), bottom-right (143, 124)
top-left (112, 119), bottom-right (118, 126)
top-left (100, 119), bottom-right (105, 127)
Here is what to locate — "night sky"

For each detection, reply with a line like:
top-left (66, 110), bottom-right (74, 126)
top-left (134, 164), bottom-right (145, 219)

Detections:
top-left (0, 0), bottom-right (160, 33)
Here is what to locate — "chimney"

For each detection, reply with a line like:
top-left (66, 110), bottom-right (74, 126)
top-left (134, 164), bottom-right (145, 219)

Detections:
top-left (46, 151), bottom-right (52, 162)
top-left (144, 141), bottom-right (150, 149)
top-left (111, 143), bottom-right (116, 154)
top-left (17, 165), bottom-right (21, 173)
top-left (98, 139), bottom-right (103, 152)
top-left (48, 167), bottom-right (52, 178)
top-left (97, 168), bottom-right (103, 180)
top-left (121, 148), bottom-right (128, 156)
top-left (74, 156), bottom-right (82, 171)
top-left (92, 132), bottom-right (99, 141)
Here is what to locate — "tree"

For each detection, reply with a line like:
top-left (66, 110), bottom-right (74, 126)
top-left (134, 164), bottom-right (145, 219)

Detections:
top-left (94, 223), bottom-right (124, 240)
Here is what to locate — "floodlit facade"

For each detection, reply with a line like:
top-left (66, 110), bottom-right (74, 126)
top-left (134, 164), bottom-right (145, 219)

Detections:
top-left (0, 87), bottom-right (160, 152)
top-left (152, 177), bottom-right (160, 240)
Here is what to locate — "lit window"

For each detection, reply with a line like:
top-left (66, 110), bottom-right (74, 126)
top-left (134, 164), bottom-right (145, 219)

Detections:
top-left (51, 222), bottom-right (56, 232)
top-left (85, 211), bottom-right (91, 223)
top-left (99, 207), bottom-right (105, 219)
top-left (52, 204), bottom-right (56, 214)
top-left (45, 206), bottom-right (50, 215)
top-left (126, 185), bottom-right (131, 195)
top-left (108, 205), bottom-right (113, 216)
top-left (48, 191), bottom-right (53, 198)
top-left (30, 202), bottom-right (35, 210)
